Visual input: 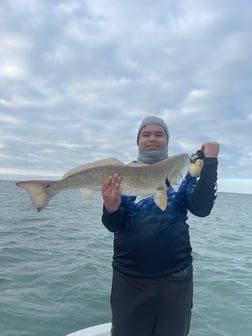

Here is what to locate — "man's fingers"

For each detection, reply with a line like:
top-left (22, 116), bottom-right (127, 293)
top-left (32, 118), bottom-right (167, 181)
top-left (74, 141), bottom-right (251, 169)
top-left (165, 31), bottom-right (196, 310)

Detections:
top-left (102, 174), bottom-right (122, 194)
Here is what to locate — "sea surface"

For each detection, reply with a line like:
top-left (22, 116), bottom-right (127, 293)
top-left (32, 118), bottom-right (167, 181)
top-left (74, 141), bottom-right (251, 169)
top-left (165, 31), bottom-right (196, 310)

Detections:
top-left (0, 180), bottom-right (252, 336)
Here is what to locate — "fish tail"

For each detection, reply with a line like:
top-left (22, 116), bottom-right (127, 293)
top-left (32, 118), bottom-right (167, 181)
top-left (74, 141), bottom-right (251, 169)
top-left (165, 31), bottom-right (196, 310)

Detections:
top-left (16, 180), bottom-right (57, 212)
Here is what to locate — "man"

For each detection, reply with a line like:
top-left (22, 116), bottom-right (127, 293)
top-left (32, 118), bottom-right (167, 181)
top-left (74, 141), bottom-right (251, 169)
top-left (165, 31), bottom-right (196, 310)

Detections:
top-left (102, 116), bottom-right (219, 336)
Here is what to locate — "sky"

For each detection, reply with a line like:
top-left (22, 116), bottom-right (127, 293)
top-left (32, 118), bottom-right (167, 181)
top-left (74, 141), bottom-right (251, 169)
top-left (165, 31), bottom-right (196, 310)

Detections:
top-left (0, 0), bottom-right (252, 194)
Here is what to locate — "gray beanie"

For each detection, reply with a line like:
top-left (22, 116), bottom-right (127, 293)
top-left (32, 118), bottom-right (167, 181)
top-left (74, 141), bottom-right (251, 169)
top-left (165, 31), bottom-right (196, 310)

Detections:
top-left (137, 116), bottom-right (169, 145)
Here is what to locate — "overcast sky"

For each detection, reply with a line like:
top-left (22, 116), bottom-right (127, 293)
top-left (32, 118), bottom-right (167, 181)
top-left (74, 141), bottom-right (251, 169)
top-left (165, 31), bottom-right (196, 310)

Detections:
top-left (0, 0), bottom-right (252, 193)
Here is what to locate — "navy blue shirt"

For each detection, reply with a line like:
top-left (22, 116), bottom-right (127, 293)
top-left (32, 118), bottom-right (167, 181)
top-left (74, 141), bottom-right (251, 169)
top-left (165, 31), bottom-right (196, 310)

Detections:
top-left (102, 158), bottom-right (218, 278)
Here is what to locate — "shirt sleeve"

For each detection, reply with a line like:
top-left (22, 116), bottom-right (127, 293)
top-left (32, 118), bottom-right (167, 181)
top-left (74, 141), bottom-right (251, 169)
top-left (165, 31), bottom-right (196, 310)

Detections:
top-left (102, 205), bottom-right (126, 232)
top-left (186, 157), bottom-right (218, 217)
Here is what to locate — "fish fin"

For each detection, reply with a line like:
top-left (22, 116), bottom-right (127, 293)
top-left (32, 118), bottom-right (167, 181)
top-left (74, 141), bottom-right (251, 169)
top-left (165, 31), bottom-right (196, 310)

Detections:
top-left (16, 180), bottom-right (57, 212)
top-left (63, 158), bottom-right (124, 178)
top-left (153, 188), bottom-right (168, 211)
top-left (127, 161), bottom-right (149, 167)
top-left (134, 194), bottom-right (152, 204)
top-left (80, 188), bottom-right (96, 199)
top-left (134, 189), bottom-right (167, 211)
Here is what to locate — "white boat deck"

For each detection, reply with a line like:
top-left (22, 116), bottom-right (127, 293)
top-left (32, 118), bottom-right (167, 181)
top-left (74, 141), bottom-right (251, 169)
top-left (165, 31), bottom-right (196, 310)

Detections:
top-left (66, 322), bottom-right (111, 336)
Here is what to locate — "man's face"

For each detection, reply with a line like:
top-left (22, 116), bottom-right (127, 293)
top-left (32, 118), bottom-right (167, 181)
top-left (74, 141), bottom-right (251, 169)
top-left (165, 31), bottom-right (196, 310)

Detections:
top-left (138, 125), bottom-right (167, 151)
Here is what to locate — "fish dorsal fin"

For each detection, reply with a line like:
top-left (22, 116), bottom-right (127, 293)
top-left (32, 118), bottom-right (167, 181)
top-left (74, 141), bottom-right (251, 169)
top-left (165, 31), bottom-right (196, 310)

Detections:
top-left (127, 161), bottom-right (150, 167)
top-left (63, 158), bottom-right (124, 178)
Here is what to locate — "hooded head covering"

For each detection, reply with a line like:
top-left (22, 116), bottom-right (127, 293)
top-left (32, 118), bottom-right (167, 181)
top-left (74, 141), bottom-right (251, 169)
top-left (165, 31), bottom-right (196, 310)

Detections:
top-left (136, 116), bottom-right (169, 164)
top-left (137, 116), bottom-right (169, 145)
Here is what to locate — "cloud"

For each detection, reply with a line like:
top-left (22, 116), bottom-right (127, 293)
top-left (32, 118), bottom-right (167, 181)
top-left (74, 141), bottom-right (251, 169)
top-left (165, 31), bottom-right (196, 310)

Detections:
top-left (0, 0), bottom-right (252, 193)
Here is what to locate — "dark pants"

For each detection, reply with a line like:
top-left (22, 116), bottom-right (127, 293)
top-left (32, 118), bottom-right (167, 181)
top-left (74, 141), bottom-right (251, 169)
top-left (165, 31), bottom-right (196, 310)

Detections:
top-left (110, 266), bottom-right (193, 336)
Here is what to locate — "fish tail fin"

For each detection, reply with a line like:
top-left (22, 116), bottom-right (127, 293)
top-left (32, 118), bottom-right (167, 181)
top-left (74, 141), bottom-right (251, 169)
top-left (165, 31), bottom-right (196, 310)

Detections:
top-left (16, 180), bottom-right (57, 212)
top-left (154, 188), bottom-right (168, 211)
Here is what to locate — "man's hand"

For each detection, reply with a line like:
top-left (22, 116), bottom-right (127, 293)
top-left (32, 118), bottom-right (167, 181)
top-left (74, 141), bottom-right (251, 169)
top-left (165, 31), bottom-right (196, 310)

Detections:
top-left (102, 173), bottom-right (122, 213)
top-left (201, 142), bottom-right (220, 158)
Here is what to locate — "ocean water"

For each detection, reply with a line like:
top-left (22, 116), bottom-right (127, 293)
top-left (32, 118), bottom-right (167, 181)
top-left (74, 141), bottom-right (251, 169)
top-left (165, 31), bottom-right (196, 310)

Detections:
top-left (0, 180), bottom-right (252, 336)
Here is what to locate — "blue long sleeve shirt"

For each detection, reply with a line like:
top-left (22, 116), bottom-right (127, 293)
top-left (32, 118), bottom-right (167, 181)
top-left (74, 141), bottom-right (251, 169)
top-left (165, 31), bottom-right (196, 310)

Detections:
top-left (102, 158), bottom-right (218, 278)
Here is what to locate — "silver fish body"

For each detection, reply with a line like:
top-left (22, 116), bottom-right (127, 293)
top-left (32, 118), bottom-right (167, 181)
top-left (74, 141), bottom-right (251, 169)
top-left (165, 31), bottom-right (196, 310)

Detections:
top-left (16, 154), bottom-right (189, 212)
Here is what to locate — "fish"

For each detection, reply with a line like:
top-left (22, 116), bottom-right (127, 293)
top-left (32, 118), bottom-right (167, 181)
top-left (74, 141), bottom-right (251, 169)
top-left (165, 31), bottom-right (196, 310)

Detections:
top-left (16, 153), bottom-right (189, 212)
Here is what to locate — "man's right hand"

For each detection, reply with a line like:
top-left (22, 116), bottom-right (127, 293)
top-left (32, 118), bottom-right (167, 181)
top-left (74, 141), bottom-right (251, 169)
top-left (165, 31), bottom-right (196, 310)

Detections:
top-left (102, 173), bottom-right (122, 213)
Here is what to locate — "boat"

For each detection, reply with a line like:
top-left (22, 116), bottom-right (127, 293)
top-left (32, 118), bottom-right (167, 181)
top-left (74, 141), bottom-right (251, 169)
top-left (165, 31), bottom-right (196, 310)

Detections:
top-left (66, 322), bottom-right (111, 336)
